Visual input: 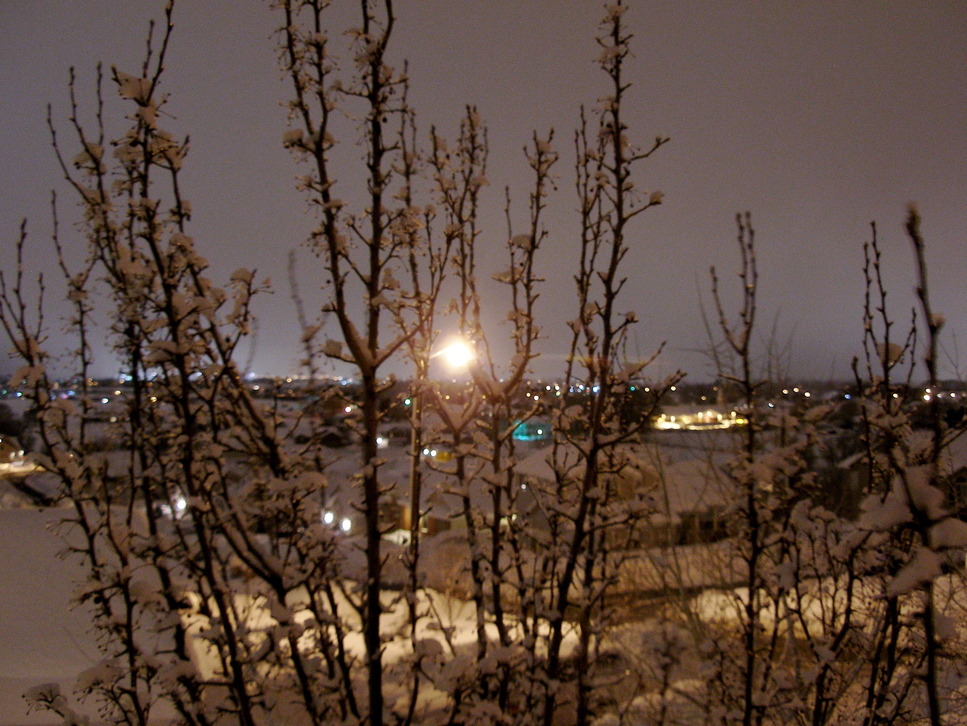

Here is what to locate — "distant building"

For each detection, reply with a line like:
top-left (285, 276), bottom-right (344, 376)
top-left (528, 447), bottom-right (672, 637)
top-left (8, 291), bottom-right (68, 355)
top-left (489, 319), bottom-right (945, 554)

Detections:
top-left (653, 406), bottom-right (747, 431)
top-left (513, 443), bottom-right (734, 547)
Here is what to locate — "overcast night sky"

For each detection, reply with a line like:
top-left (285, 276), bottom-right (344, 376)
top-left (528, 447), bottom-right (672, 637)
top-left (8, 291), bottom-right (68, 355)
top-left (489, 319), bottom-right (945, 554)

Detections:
top-left (1, 2), bottom-right (964, 383)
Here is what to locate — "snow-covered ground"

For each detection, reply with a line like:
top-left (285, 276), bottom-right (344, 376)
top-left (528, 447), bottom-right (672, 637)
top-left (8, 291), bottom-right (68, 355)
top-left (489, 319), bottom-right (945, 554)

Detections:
top-left (0, 508), bottom-right (100, 725)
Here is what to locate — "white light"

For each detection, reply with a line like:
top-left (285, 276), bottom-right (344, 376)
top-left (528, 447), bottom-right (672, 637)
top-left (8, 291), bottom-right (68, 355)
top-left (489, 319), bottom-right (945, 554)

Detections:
top-left (323, 510), bottom-right (335, 525)
top-left (436, 337), bottom-right (475, 371)
top-left (340, 517), bottom-right (352, 533)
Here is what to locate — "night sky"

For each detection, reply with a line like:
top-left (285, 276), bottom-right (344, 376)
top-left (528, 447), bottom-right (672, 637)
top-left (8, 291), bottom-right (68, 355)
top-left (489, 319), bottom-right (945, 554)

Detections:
top-left (1, 2), bottom-right (964, 383)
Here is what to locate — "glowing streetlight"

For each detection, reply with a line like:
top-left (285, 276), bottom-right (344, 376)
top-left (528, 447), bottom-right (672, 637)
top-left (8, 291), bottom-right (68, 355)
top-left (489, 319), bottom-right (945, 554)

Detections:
top-left (434, 336), bottom-right (475, 372)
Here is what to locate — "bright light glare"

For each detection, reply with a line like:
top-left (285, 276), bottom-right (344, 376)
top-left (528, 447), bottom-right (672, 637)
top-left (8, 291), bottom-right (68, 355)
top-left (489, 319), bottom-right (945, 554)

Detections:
top-left (340, 517), bottom-right (352, 533)
top-left (323, 510), bottom-right (335, 525)
top-left (436, 337), bottom-right (475, 371)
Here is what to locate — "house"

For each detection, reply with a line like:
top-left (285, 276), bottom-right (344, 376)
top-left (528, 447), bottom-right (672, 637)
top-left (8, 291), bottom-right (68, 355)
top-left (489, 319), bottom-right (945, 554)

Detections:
top-left (513, 443), bottom-right (735, 547)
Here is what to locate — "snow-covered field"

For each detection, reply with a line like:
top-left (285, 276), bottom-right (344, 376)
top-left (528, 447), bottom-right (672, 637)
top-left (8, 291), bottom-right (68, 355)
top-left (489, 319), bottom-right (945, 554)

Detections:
top-left (0, 507), bottom-right (100, 725)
